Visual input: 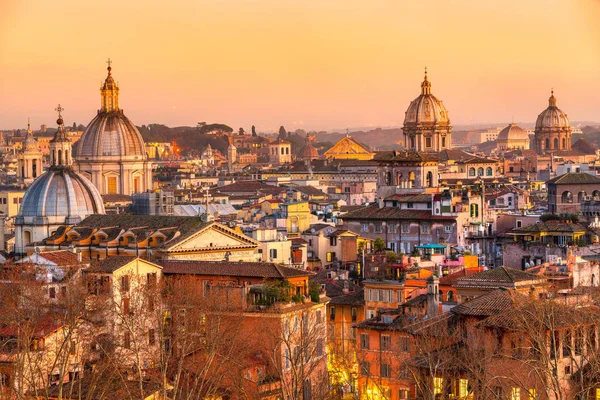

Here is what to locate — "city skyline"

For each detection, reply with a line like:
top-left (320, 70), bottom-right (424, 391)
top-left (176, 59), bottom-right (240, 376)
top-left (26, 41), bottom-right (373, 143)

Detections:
top-left (1, 0), bottom-right (599, 131)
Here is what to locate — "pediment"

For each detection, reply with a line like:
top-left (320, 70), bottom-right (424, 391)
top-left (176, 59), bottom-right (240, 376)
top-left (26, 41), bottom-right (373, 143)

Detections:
top-left (165, 223), bottom-right (258, 252)
top-left (325, 137), bottom-right (372, 156)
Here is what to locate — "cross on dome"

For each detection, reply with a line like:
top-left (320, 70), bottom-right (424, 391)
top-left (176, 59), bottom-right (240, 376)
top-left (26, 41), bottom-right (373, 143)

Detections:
top-left (55, 104), bottom-right (64, 118)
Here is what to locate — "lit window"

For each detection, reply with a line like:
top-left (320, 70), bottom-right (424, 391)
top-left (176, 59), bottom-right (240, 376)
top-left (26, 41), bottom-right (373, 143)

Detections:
top-left (107, 177), bottom-right (118, 194)
top-left (511, 388), bottom-right (520, 400)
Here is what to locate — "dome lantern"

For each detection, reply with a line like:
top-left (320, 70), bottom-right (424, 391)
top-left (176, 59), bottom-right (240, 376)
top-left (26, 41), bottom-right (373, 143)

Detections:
top-left (100, 58), bottom-right (120, 113)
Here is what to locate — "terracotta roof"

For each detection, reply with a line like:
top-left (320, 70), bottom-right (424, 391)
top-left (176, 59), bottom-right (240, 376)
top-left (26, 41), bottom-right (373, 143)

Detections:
top-left (547, 172), bottom-right (600, 185)
top-left (454, 267), bottom-right (544, 289)
top-left (439, 268), bottom-right (483, 286)
top-left (157, 260), bottom-right (311, 279)
top-left (290, 185), bottom-right (328, 197)
top-left (374, 150), bottom-right (440, 163)
top-left (328, 288), bottom-right (365, 306)
top-left (385, 194), bottom-right (431, 202)
top-left (37, 250), bottom-right (79, 266)
top-left (342, 205), bottom-right (455, 221)
top-left (0, 313), bottom-right (63, 338)
top-left (476, 302), bottom-right (600, 331)
top-left (451, 289), bottom-right (520, 317)
top-left (85, 256), bottom-right (138, 273)
top-left (101, 194), bottom-right (132, 203)
top-left (509, 221), bottom-right (587, 234)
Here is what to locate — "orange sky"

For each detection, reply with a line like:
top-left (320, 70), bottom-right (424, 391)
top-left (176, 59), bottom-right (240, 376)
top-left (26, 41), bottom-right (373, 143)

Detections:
top-left (1, 0), bottom-right (599, 132)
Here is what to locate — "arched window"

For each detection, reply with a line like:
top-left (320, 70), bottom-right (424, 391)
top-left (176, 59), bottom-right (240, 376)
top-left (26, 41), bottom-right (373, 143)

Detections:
top-left (385, 172), bottom-right (392, 185)
top-left (58, 149), bottom-right (63, 165)
top-left (396, 172), bottom-right (402, 186)
top-left (562, 191), bottom-right (573, 204)
top-left (562, 138), bottom-right (566, 149)
top-left (470, 204), bottom-right (479, 218)
top-left (593, 190), bottom-right (599, 199)
top-left (545, 138), bottom-right (550, 149)
top-left (442, 137), bottom-right (446, 148)
top-left (426, 171), bottom-right (433, 188)
top-left (578, 191), bottom-right (587, 202)
top-left (469, 168), bottom-right (476, 177)
top-left (486, 167), bottom-right (492, 176)
top-left (554, 138), bottom-right (559, 149)
top-left (408, 172), bottom-right (415, 188)
top-left (477, 167), bottom-right (484, 176)
top-left (32, 160), bottom-right (37, 178)
top-left (447, 290), bottom-right (454, 302)
top-left (410, 137), bottom-right (415, 149)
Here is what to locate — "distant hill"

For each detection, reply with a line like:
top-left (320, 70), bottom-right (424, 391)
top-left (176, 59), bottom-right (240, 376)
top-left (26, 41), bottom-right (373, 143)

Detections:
top-left (313, 127), bottom-right (404, 150)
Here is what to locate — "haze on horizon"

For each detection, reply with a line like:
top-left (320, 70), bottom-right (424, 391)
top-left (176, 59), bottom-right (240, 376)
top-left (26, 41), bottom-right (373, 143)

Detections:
top-left (1, 0), bottom-right (599, 132)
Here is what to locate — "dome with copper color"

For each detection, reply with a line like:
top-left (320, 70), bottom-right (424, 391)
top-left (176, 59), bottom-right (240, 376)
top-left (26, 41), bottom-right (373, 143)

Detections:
top-left (535, 91), bottom-right (570, 131)
top-left (404, 72), bottom-right (450, 126)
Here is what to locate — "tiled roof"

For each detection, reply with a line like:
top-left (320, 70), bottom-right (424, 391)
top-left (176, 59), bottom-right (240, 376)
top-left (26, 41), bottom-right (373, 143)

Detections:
top-left (290, 185), bottom-right (328, 197)
top-left (454, 266), bottom-right (544, 289)
top-left (439, 268), bottom-right (483, 286)
top-left (385, 194), bottom-right (431, 202)
top-left (451, 289), bottom-right (519, 317)
top-left (374, 150), bottom-right (440, 163)
top-left (547, 172), bottom-right (600, 185)
top-left (477, 303), bottom-right (600, 330)
top-left (328, 288), bottom-right (365, 306)
top-left (85, 256), bottom-right (138, 273)
top-left (157, 260), bottom-right (311, 279)
top-left (36, 250), bottom-right (79, 266)
top-left (101, 194), bottom-right (132, 203)
top-left (571, 138), bottom-right (597, 154)
top-left (342, 205), bottom-right (455, 221)
top-left (509, 221), bottom-right (587, 234)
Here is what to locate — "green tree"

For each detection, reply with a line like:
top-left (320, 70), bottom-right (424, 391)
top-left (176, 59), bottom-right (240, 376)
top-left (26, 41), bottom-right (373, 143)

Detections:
top-left (278, 126), bottom-right (287, 139)
top-left (373, 237), bottom-right (386, 252)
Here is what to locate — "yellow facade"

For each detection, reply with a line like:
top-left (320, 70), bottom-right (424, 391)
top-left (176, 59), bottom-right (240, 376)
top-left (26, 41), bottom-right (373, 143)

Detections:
top-left (0, 190), bottom-right (25, 217)
top-left (284, 201), bottom-right (311, 235)
top-left (324, 136), bottom-right (375, 160)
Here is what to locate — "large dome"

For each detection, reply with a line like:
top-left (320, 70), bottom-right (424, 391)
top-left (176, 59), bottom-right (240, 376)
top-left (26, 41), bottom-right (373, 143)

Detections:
top-left (498, 124), bottom-right (528, 141)
top-left (77, 111), bottom-right (146, 158)
top-left (76, 63), bottom-right (146, 160)
top-left (535, 91), bottom-right (570, 131)
top-left (18, 168), bottom-right (105, 220)
top-left (404, 73), bottom-right (449, 125)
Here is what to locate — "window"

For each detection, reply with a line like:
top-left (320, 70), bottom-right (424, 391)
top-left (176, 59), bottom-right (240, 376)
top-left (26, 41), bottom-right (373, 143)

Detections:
top-left (123, 298), bottom-right (130, 315)
top-left (149, 329), bottom-right (155, 346)
top-left (269, 248), bottom-right (278, 260)
top-left (399, 337), bottom-right (410, 352)
top-left (425, 137), bottom-right (432, 148)
top-left (486, 167), bottom-right (493, 176)
top-left (402, 223), bottom-right (410, 233)
top-left (511, 388), bottom-right (520, 400)
top-left (123, 332), bottom-right (131, 349)
top-left (317, 339), bottom-right (323, 357)
top-left (374, 223), bottom-right (382, 233)
top-left (351, 307), bottom-right (357, 322)
top-left (434, 377), bottom-right (443, 395)
top-left (381, 335), bottom-right (391, 351)
top-left (441, 137), bottom-right (446, 148)
top-left (528, 389), bottom-right (537, 399)
top-left (362, 223), bottom-right (369, 233)
top-left (516, 220), bottom-right (522, 228)
top-left (360, 361), bottom-right (370, 375)
top-left (121, 275), bottom-right (130, 292)
top-left (407, 202), bottom-right (414, 209)
top-left (326, 252), bottom-right (336, 262)
top-left (49, 287), bottom-right (56, 299)
top-left (329, 236), bottom-right (337, 246)
top-left (444, 225), bottom-right (452, 233)
top-left (459, 379), bottom-right (469, 398)
top-left (399, 389), bottom-right (409, 399)
top-left (360, 333), bottom-right (370, 350)
top-left (469, 167), bottom-right (476, 177)
top-left (388, 224), bottom-right (396, 233)
top-left (107, 176), bottom-right (118, 194)
top-left (330, 306), bottom-right (336, 321)
top-left (470, 204), bottom-right (479, 218)
top-left (421, 223), bottom-right (430, 234)
top-left (564, 365), bottom-right (571, 375)
top-left (381, 363), bottom-right (391, 378)
top-left (477, 167), bottom-right (484, 176)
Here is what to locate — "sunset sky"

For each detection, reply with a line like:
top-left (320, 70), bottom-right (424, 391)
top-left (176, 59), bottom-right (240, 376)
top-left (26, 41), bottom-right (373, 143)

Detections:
top-left (1, 0), bottom-right (599, 132)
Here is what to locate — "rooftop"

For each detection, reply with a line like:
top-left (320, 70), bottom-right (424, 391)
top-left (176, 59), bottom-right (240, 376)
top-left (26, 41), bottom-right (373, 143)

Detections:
top-left (157, 260), bottom-right (311, 279)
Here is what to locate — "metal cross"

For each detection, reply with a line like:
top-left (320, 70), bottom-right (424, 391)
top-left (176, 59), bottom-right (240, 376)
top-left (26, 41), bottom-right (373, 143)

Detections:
top-left (55, 104), bottom-right (64, 118)
top-left (424, 66), bottom-right (427, 75)
top-left (107, 58), bottom-right (112, 68)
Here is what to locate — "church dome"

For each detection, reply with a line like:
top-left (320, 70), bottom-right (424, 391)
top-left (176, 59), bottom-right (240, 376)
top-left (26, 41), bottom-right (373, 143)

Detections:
top-left (498, 124), bottom-right (528, 142)
top-left (18, 168), bottom-right (105, 220)
top-left (76, 63), bottom-right (146, 160)
top-left (18, 107), bottom-right (105, 224)
top-left (535, 91), bottom-right (570, 131)
top-left (301, 134), bottom-right (319, 160)
top-left (404, 71), bottom-right (450, 126)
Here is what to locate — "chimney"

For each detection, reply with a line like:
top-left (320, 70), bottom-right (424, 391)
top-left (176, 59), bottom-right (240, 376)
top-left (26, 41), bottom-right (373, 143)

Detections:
top-left (342, 280), bottom-right (350, 295)
top-left (426, 275), bottom-right (440, 317)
